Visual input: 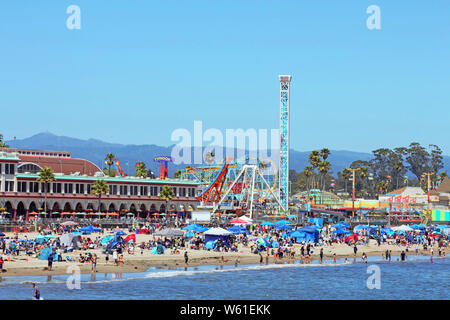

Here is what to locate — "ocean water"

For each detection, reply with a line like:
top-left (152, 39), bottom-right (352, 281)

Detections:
top-left (0, 255), bottom-right (448, 300)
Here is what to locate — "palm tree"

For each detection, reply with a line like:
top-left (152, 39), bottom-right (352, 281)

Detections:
top-left (159, 185), bottom-right (175, 211)
top-left (318, 160), bottom-right (331, 191)
top-left (309, 150), bottom-right (320, 188)
top-left (376, 180), bottom-right (389, 194)
top-left (104, 153), bottom-right (115, 176)
top-left (393, 161), bottom-right (404, 189)
top-left (303, 165), bottom-right (314, 195)
top-left (320, 148), bottom-right (331, 161)
top-left (37, 167), bottom-right (55, 213)
top-left (174, 170), bottom-right (182, 179)
top-left (91, 180), bottom-right (109, 212)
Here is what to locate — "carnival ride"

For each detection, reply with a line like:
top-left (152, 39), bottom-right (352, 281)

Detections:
top-left (182, 157), bottom-right (283, 218)
top-left (113, 159), bottom-right (126, 177)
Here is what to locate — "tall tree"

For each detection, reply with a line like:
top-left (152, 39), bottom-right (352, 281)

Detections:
top-left (303, 165), bottom-right (314, 194)
top-left (104, 153), bottom-right (115, 176)
top-left (429, 144), bottom-right (444, 175)
top-left (174, 170), bottom-right (182, 179)
top-left (320, 148), bottom-right (330, 161)
top-left (91, 180), bottom-right (109, 212)
top-left (405, 142), bottom-right (430, 180)
top-left (318, 160), bottom-right (331, 191)
top-left (37, 167), bottom-right (55, 213)
top-left (135, 162), bottom-right (148, 178)
top-left (308, 150), bottom-right (320, 188)
top-left (342, 168), bottom-right (351, 193)
top-left (159, 185), bottom-right (175, 211)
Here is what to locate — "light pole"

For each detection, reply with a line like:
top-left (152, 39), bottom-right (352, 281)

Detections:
top-left (348, 168), bottom-right (360, 220)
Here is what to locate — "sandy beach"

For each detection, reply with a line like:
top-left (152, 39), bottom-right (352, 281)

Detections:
top-left (0, 232), bottom-right (439, 277)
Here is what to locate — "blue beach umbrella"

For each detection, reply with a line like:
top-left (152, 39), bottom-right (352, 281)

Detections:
top-left (115, 231), bottom-right (126, 236)
top-left (275, 220), bottom-right (291, 225)
top-left (275, 224), bottom-right (294, 230)
top-left (260, 222), bottom-right (275, 226)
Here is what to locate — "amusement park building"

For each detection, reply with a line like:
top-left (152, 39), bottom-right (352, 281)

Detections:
top-left (0, 149), bottom-right (200, 220)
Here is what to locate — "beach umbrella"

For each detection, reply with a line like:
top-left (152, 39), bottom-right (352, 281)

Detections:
top-left (204, 227), bottom-right (233, 236)
top-left (275, 220), bottom-right (291, 225)
top-left (61, 221), bottom-right (78, 226)
top-left (185, 231), bottom-right (195, 238)
top-left (229, 218), bottom-right (249, 225)
top-left (44, 234), bottom-right (56, 239)
top-left (275, 224), bottom-right (293, 230)
top-left (72, 232), bottom-right (83, 236)
top-left (115, 231), bottom-right (127, 236)
top-left (331, 229), bottom-right (347, 235)
top-left (260, 222), bottom-right (275, 226)
top-left (154, 228), bottom-right (185, 237)
top-left (354, 225), bottom-right (370, 230)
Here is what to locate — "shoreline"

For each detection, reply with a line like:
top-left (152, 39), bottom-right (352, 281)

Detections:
top-left (1, 245), bottom-right (442, 277)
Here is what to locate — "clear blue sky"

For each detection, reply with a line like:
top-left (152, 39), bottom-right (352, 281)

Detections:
top-left (0, 1), bottom-right (449, 154)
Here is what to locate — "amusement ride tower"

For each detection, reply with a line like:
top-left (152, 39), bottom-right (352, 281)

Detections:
top-left (279, 75), bottom-right (291, 212)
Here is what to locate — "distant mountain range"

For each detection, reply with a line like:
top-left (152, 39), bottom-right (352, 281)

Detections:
top-left (6, 133), bottom-right (450, 177)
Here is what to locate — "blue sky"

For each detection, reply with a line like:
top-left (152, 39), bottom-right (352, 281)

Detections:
top-left (0, 1), bottom-right (449, 154)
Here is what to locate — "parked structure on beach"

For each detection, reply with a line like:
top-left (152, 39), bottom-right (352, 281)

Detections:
top-left (0, 149), bottom-right (200, 220)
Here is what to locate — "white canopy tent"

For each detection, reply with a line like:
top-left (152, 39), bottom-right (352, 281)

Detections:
top-left (204, 227), bottom-right (233, 236)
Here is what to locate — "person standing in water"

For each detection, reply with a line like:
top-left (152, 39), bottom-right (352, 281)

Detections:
top-left (32, 283), bottom-right (40, 300)
top-left (319, 248), bottom-right (323, 264)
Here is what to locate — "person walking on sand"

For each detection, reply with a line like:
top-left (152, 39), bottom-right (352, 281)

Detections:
top-left (91, 254), bottom-right (97, 273)
top-left (119, 255), bottom-right (124, 266)
top-left (388, 250), bottom-right (392, 262)
top-left (184, 251), bottom-right (189, 265)
top-left (333, 253), bottom-right (336, 263)
top-left (353, 244), bottom-right (358, 256)
top-left (47, 251), bottom-right (54, 271)
top-left (0, 256), bottom-right (3, 272)
top-left (112, 250), bottom-right (118, 266)
top-left (319, 248), bottom-right (323, 264)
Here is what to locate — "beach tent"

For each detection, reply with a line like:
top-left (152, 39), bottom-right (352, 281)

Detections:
top-left (260, 222), bottom-right (275, 226)
top-left (271, 240), bottom-right (279, 248)
top-left (151, 245), bottom-right (165, 254)
top-left (392, 225), bottom-right (413, 232)
top-left (345, 233), bottom-right (359, 243)
top-left (185, 231), bottom-right (195, 238)
top-left (80, 226), bottom-right (102, 233)
top-left (227, 226), bottom-right (249, 234)
top-left (125, 234), bottom-right (136, 243)
top-left (101, 235), bottom-right (114, 246)
top-left (205, 241), bottom-right (216, 250)
top-left (182, 224), bottom-right (209, 232)
top-left (154, 228), bottom-right (185, 237)
top-left (291, 227), bottom-right (320, 243)
top-left (410, 224), bottom-right (426, 230)
top-left (59, 233), bottom-right (81, 249)
top-left (38, 247), bottom-right (52, 260)
top-left (254, 237), bottom-right (270, 247)
top-left (204, 228), bottom-right (233, 247)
